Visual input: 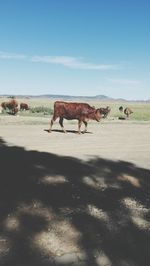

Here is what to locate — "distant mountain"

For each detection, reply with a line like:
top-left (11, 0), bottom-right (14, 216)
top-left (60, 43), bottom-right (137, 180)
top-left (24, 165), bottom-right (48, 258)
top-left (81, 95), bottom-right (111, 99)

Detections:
top-left (94, 95), bottom-right (112, 100)
top-left (39, 94), bottom-right (113, 101)
top-left (0, 94), bottom-right (113, 100)
top-left (0, 94), bottom-right (149, 102)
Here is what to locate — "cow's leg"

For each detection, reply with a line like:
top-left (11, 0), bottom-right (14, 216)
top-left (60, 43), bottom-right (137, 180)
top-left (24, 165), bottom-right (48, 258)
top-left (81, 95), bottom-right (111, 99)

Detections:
top-left (49, 115), bottom-right (57, 133)
top-left (78, 120), bottom-right (82, 134)
top-left (83, 121), bottom-right (88, 133)
top-left (59, 117), bottom-right (67, 133)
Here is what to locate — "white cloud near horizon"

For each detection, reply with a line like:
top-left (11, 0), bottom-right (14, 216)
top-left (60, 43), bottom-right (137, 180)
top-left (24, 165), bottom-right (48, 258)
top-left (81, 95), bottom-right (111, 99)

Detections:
top-left (0, 51), bottom-right (27, 60)
top-left (108, 78), bottom-right (141, 85)
top-left (0, 51), bottom-right (121, 70)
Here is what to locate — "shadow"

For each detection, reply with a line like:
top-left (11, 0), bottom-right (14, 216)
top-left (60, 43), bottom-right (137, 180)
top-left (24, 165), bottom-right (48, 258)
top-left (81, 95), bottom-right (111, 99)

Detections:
top-left (118, 116), bottom-right (126, 120)
top-left (0, 137), bottom-right (150, 266)
top-left (44, 129), bottom-right (93, 134)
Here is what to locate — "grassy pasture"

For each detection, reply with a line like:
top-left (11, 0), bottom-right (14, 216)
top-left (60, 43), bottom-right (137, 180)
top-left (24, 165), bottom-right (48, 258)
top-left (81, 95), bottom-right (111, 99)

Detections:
top-left (0, 97), bottom-right (150, 121)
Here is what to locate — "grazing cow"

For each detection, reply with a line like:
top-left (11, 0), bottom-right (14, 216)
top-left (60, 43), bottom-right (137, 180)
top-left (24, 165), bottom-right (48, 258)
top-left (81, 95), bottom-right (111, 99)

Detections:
top-left (1, 102), bottom-right (8, 110)
top-left (124, 107), bottom-right (133, 118)
top-left (99, 106), bottom-right (111, 118)
top-left (49, 101), bottom-right (102, 133)
top-left (7, 100), bottom-right (18, 115)
top-left (1, 100), bottom-right (18, 115)
top-left (119, 106), bottom-right (123, 112)
top-left (20, 103), bottom-right (29, 111)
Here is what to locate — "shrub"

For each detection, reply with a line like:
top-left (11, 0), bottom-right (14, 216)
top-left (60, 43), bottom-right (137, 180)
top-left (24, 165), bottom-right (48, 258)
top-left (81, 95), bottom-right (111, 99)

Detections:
top-left (30, 106), bottom-right (53, 115)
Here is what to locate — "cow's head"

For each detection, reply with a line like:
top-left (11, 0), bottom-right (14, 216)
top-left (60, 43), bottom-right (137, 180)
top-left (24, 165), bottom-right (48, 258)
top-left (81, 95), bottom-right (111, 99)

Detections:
top-left (107, 106), bottom-right (111, 112)
top-left (95, 109), bottom-right (102, 122)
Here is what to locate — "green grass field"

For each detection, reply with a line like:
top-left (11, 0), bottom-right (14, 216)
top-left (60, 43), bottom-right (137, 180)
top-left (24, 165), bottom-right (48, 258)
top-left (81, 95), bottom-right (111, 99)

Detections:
top-left (0, 97), bottom-right (150, 121)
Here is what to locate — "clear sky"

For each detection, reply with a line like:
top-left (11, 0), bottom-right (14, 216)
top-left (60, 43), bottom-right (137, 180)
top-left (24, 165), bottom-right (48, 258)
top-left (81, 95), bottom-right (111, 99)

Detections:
top-left (0, 0), bottom-right (150, 100)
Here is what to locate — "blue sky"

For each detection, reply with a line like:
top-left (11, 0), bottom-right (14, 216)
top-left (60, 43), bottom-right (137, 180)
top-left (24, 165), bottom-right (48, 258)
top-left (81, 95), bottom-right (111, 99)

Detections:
top-left (0, 0), bottom-right (150, 100)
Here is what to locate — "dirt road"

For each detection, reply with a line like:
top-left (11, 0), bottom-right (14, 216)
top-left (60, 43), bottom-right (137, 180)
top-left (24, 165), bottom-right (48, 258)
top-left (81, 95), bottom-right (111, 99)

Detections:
top-left (0, 116), bottom-right (150, 169)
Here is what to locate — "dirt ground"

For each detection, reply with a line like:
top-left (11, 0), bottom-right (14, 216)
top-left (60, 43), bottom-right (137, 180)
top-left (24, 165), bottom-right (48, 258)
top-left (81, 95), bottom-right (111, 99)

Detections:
top-left (0, 115), bottom-right (150, 265)
top-left (0, 115), bottom-right (150, 168)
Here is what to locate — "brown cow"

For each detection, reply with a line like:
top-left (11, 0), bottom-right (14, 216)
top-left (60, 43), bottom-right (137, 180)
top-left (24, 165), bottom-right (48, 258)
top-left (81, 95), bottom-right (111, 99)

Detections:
top-left (49, 101), bottom-right (102, 133)
top-left (1, 99), bottom-right (18, 115)
top-left (20, 103), bottom-right (29, 111)
top-left (1, 102), bottom-right (7, 110)
top-left (124, 107), bottom-right (133, 118)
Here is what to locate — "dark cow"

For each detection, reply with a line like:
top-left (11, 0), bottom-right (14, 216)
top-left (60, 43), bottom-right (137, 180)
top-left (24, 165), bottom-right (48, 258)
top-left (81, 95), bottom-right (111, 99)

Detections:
top-left (99, 106), bottom-right (111, 118)
top-left (20, 103), bottom-right (29, 111)
top-left (119, 106), bottom-right (123, 112)
top-left (49, 101), bottom-right (102, 133)
top-left (124, 107), bottom-right (133, 118)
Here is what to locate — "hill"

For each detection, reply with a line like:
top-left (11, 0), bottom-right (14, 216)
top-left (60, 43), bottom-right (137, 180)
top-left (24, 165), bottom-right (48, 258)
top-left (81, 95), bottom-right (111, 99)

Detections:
top-left (0, 94), bottom-right (149, 102)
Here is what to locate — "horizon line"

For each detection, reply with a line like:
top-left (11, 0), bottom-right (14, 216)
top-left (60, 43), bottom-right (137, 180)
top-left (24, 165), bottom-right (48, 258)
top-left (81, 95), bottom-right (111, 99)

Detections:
top-left (0, 93), bottom-right (149, 102)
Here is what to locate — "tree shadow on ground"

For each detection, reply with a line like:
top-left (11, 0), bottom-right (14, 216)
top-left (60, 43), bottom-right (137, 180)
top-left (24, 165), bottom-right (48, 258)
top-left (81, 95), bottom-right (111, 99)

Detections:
top-left (0, 137), bottom-right (150, 266)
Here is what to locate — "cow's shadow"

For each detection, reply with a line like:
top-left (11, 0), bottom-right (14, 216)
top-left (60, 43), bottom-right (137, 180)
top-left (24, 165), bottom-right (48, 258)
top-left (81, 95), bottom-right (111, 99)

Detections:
top-left (44, 129), bottom-right (93, 134)
top-left (0, 137), bottom-right (150, 266)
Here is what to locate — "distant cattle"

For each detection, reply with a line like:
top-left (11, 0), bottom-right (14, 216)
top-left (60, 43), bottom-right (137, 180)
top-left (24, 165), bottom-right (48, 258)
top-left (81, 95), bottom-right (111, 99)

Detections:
top-left (119, 106), bottom-right (123, 112)
top-left (49, 101), bottom-right (102, 133)
top-left (99, 106), bottom-right (111, 118)
top-left (1, 99), bottom-right (18, 115)
top-left (20, 103), bottom-right (29, 111)
top-left (1, 102), bottom-right (7, 110)
top-left (124, 107), bottom-right (133, 118)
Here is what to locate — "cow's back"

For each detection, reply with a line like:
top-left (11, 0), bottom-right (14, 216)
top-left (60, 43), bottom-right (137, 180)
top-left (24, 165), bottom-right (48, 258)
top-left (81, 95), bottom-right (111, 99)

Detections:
top-left (53, 101), bottom-right (95, 119)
